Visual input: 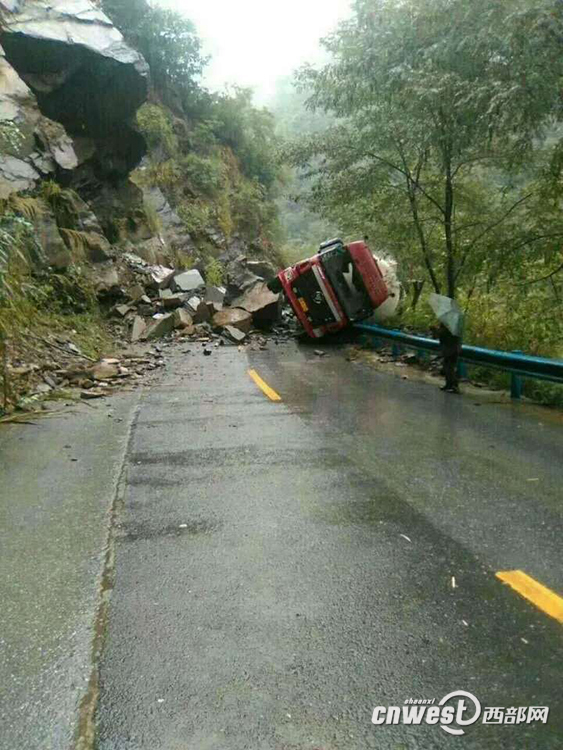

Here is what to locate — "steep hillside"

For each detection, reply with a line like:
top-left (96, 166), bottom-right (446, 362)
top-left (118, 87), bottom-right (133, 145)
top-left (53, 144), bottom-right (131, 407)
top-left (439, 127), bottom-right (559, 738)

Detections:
top-left (0, 0), bottom-right (283, 414)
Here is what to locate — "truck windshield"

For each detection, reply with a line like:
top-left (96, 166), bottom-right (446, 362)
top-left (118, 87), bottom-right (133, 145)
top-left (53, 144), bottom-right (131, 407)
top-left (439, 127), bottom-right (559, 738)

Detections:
top-left (320, 247), bottom-right (372, 321)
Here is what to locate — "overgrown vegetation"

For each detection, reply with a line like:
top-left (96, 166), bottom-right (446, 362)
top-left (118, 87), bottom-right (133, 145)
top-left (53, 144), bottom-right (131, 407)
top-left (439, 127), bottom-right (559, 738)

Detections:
top-left (280, 0), bottom-right (563, 400)
top-left (103, 0), bottom-right (282, 255)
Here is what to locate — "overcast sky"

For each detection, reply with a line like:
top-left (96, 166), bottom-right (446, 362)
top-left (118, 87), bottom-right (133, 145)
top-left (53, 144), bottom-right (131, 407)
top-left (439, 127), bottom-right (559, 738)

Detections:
top-left (156, 0), bottom-right (351, 103)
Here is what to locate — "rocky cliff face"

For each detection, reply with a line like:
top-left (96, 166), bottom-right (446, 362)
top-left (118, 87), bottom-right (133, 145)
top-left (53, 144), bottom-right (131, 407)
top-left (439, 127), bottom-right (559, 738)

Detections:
top-left (0, 0), bottom-right (148, 194)
top-left (0, 0), bottom-right (150, 268)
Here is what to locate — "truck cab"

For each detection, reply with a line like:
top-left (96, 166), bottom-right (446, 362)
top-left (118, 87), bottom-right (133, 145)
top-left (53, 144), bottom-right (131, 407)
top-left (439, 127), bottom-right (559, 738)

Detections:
top-left (269, 238), bottom-right (389, 338)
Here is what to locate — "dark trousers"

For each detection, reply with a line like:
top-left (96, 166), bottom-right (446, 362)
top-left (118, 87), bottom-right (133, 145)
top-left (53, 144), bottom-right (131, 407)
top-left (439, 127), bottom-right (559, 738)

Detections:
top-left (444, 355), bottom-right (459, 390)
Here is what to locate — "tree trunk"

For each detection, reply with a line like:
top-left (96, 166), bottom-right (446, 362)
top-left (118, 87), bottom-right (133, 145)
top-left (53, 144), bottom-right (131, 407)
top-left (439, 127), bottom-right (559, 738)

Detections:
top-left (411, 280), bottom-right (425, 310)
top-left (444, 162), bottom-right (455, 298)
top-left (406, 180), bottom-right (441, 294)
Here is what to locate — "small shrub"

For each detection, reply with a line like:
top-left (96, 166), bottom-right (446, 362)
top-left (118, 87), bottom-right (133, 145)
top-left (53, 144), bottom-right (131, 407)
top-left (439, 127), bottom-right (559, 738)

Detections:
top-left (137, 104), bottom-right (178, 156)
top-left (143, 201), bottom-right (162, 236)
top-left (181, 153), bottom-right (224, 197)
top-left (204, 258), bottom-right (224, 286)
top-left (178, 201), bottom-right (210, 235)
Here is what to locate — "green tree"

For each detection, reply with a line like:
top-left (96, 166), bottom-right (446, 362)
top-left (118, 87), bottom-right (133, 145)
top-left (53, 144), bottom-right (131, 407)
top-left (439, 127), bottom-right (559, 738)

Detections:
top-left (102, 0), bottom-right (207, 96)
top-left (287, 0), bottom-right (563, 297)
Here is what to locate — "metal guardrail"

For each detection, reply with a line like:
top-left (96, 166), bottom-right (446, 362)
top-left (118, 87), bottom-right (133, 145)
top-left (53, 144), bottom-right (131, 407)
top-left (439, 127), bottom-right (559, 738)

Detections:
top-left (354, 322), bottom-right (563, 399)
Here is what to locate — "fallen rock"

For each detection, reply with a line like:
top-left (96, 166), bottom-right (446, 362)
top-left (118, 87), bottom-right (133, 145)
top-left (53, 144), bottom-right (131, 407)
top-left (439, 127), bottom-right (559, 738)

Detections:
top-left (128, 284), bottom-right (146, 302)
top-left (131, 316), bottom-right (146, 343)
top-left (114, 304), bottom-right (131, 318)
top-left (171, 269), bottom-right (205, 293)
top-left (92, 359), bottom-right (120, 381)
top-left (212, 308), bottom-right (253, 334)
top-left (177, 324), bottom-right (195, 337)
top-left (173, 309), bottom-right (193, 330)
top-left (246, 260), bottom-right (278, 280)
top-left (194, 300), bottom-right (212, 324)
top-left (225, 266), bottom-right (262, 301)
top-left (186, 296), bottom-right (201, 314)
top-left (223, 325), bottom-right (247, 343)
top-left (162, 295), bottom-right (185, 310)
top-left (81, 389), bottom-right (108, 400)
top-left (145, 313), bottom-right (175, 340)
top-left (204, 286), bottom-right (226, 306)
top-left (148, 265), bottom-right (175, 289)
top-left (231, 282), bottom-right (281, 328)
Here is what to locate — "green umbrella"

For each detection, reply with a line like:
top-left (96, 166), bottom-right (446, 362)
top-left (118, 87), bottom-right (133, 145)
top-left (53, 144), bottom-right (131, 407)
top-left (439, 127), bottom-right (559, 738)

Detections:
top-left (428, 294), bottom-right (464, 337)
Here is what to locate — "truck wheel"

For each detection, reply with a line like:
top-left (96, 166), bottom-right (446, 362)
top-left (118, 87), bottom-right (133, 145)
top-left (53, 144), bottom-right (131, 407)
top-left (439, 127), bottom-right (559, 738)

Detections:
top-left (267, 277), bottom-right (283, 294)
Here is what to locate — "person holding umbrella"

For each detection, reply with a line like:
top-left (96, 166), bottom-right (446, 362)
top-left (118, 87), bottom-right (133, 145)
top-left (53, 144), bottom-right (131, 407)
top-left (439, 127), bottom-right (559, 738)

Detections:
top-left (429, 294), bottom-right (464, 394)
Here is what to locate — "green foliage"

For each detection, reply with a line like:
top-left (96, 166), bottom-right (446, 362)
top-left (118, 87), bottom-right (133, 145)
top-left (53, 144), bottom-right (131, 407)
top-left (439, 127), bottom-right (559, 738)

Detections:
top-left (212, 87), bottom-right (279, 188)
top-left (24, 266), bottom-right (97, 315)
top-left (181, 153), bottom-right (224, 197)
top-left (0, 194), bottom-right (44, 221)
top-left (178, 201), bottom-right (211, 235)
top-left (287, 0), bottom-right (563, 299)
top-left (137, 104), bottom-right (178, 156)
top-left (0, 212), bottom-right (42, 308)
top-left (143, 200), bottom-right (162, 237)
top-left (141, 159), bottom-right (182, 193)
top-left (204, 258), bottom-right (225, 287)
top-left (104, 1), bottom-right (282, 249)
top-left (59, 229), bottom-right (95, 261)
top-left (40, 181), bottom-right (83, 230)
top-left (102, 0), bottom-right (207, 95)
top-left (231, 180), bottom-right (272, 240)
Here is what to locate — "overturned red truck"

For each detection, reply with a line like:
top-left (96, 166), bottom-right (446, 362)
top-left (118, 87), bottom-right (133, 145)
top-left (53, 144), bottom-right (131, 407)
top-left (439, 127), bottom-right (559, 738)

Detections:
top-left (267, 238), bottom-right (390, 339)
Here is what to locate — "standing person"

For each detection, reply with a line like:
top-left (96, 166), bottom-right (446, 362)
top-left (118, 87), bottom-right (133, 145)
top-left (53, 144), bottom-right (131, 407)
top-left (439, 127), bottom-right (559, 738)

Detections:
top-left (438, 322), bottom-right (462, 393)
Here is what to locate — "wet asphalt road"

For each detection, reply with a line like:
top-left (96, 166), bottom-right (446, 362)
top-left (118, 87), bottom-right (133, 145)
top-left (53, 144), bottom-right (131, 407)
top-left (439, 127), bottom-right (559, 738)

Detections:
top-left (94, 340), bottom-right (563, 750)
top-left (0, 394), bottom-right (137, 750)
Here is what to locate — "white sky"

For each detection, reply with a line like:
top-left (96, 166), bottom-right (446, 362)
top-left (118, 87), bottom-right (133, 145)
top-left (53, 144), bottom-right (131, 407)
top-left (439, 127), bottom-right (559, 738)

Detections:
top-left (156, 0), bottom-right (352, 104)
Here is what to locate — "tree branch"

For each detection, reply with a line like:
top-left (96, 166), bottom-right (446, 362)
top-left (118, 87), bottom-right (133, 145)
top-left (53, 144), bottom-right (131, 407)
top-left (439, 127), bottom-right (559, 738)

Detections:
top-left (515, 260), bottom-right (563, 286)
top-left (455, 193), bottom-right (534, 281)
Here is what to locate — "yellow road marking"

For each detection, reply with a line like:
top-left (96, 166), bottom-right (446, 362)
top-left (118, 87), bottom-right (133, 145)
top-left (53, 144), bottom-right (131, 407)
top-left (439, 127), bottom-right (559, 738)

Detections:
top-left (248, 369), bottom-right (282, 402)
top-left (496, 570), bottom-right (563, 624)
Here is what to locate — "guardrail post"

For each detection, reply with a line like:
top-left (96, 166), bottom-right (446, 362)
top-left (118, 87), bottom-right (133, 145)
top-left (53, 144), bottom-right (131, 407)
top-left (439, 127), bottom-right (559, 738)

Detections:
top-left (458, 361), bottom-right (468, 380)
top-left (511, 351), bottom-right (523, 399)
top-left (392, 343), bottom-right (401, 359)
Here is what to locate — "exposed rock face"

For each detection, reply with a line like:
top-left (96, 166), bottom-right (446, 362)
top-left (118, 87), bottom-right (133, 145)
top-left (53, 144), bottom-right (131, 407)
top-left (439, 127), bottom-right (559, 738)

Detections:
top-left (143, 186), bottom-right (197, 258)
top-left (0, 0), bottom-right (148, 198)
top-left (33, 208), bottom-right (70, 268)
top-left (0, 43), bottom-right (78, 196)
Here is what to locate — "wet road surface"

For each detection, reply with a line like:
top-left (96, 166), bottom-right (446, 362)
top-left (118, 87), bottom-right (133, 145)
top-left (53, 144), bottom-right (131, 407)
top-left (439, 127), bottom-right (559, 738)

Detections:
top-left (0, 395), bottom-right (138, 750)
top-left (93, 340), bottom-right (563, 749)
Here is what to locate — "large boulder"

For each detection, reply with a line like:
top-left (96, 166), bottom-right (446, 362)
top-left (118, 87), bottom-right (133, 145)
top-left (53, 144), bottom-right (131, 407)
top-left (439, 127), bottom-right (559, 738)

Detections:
top-left (145, 314), bottom-right (175, 340)
top-left (231, 282), bottom-right (281, 329)
top-left (171, 269), bottom-right (205, 293)
top-left (0, 43), bottom-right (78, 196)
top-left (0, 0), bottom-right (149, 197)
top-left (246, 259), bottom-right (278, 280)
top-left (33, 209), bottom-right (70, 268)
top-left (212, 308), bottom-right (253, 334)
